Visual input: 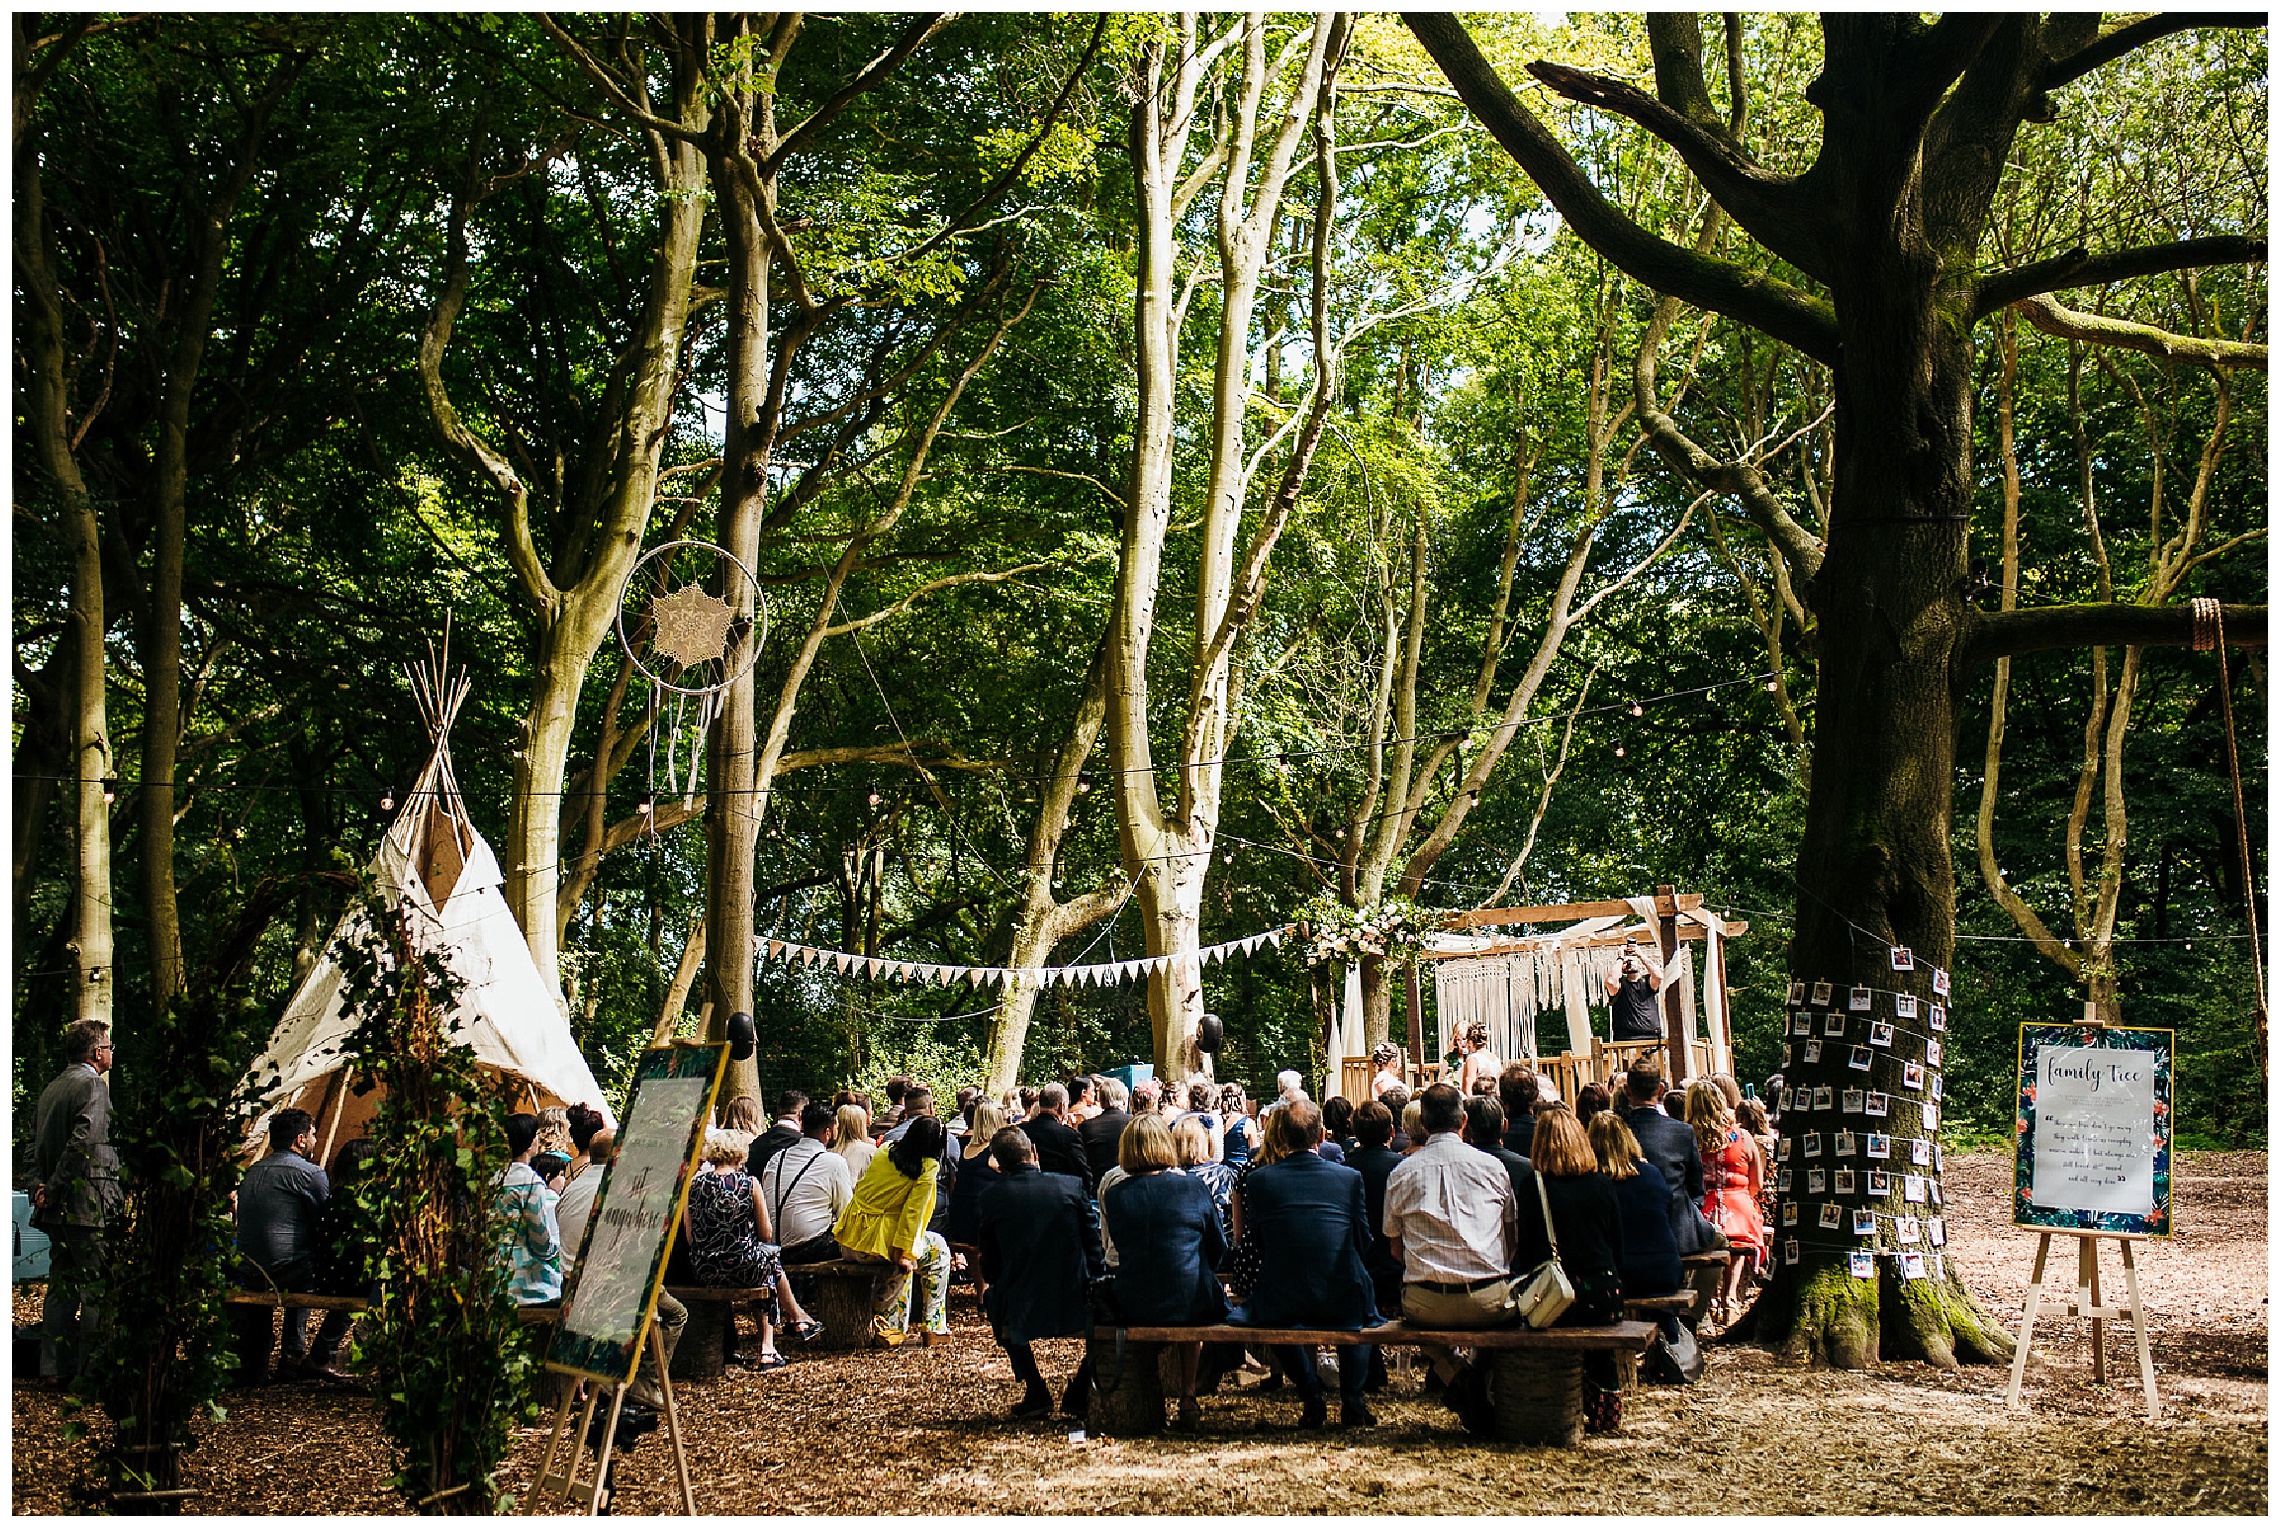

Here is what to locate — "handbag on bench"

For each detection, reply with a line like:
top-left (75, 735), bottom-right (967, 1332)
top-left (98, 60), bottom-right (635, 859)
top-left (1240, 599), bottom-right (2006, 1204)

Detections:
top-left (1512, 1172), bottom-right (1575, 1329)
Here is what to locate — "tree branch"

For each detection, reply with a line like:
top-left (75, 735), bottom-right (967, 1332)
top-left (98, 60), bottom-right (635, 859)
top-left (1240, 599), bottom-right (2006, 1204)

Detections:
top-left (2043, 11), bottom-right (2270, 94)
top-left (761, 12), bottom-right (956, 177)
top-left (2010, 293), bottom-right (2270, 371)
top-left (819, 563), bottom-right (1050, 637)
top-left (1404, 14), bottom-right (1838, 363)
top-left (1975, 235), bottom-right (2269, 320)
top-left (1964, 601), bottom-right (2266, 667)
top-left (1526, 56), bottom-right (1823, 279)
top-left (534, 15), bottom-right (705, 143)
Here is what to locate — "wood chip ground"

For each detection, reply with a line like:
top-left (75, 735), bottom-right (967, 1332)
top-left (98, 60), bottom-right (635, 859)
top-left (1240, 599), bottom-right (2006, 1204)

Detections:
top-left (10, 1149), bottom-right (2266, 1514)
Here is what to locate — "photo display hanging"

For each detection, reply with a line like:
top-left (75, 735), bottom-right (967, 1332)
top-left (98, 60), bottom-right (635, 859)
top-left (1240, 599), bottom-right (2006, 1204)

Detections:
top-left (2013, 1023), bottom-right (2173, 1236)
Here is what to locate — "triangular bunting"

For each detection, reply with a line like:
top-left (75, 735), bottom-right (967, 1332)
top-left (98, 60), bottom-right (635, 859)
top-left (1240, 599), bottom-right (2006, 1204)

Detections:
top-left (767, 939), bottom-right (786, 961)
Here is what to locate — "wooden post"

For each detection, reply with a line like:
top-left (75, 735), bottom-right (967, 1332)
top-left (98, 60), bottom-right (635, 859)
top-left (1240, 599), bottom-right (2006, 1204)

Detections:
top-left (1405, 963), bottom-right (1425, 1077)
top-left (1655, 886), bottom-right (1690, 1086)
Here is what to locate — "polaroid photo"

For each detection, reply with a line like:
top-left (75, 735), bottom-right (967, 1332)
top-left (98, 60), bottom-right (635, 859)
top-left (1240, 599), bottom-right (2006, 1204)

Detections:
top-left (1894, 992), bottom-right (1918, 1020)
top-left (1931, 1251), bottom-right (1945, 1279)
top-left (1932, 966), bottom-right (1950, 996)
top-left (1896, 1215), bottom-right (1920, 1245)
top-left (1842, 1088), bottom-right (1865, 1114)
top-left (1808, 1167), bottom-right (1827, 1195)
top-left (1929, 1003), bottom-right (1947, 1032)
top-left (1890, 946), bottom-right (1915, 972)
top-left (1804, 1039), bottom-right (1824, 1065)
top-left (1930, 1180), bottom-right (1942, 1206)
top-left (1777, 1168), bottom-right (1793, 1193)
top-left (1904, 1061), bottom-right (1926, 1091)
top-left (1835, 1129), bottom-right (1858, 1157)
top-left (1803, 1132), bottom-right (1823, 1158)
top-left (1849, 986), bottom-right (1873, 1012)
top-left (1811, 980), bottom-right (1834, 1006)
top-left (1814, 1085), bottom-right (1834, 1110)
top-left (1848, 1045), bottom-right (1872, 1072)
top-left (1848, 1249), bottom-right (1875, 1278)
top-left (1867, 1168), bottom-right (1891, 1195)
top-left (1928, 1217), bottom-right (1947, 1248)
top-left (1933, 1142), bottom-right (1943, 1171)
top-left (1852, 1207), bottom-right (1877, 1236)
top-left (1904, 1174), bottom-right (1928, 1204)
top-left (1866, 1132), bottom-right (1891, 1160)
top-left (1791, 1010), bottom-right (1814, 1036)
top-left (1834, 1167), bottom-right (1857, 1195)
top-left (1777, 1136), bottom-right (1792, 1161)
top-left (1870, 1020), bottom-right (1895, 1048)
top-left (1788, 979), bottom-right (1806, 1005)
top-left (1926, 1038), bottom-right (1943, 1068)
top-left (1823, 1011), bottom-right (1847, 1038)
top-left (1784, 1239), bottom-right (1801, 1267)
top-left (1910, 1137), bottom-right (1932, 1166)
top-left (1782, 1200), bottom-right (1799, 1227)
top-left (1930, 1073), bottom-right (1945, 1101)
top-left (1900, 1251), bottom-right (1927, 1281)
top-left (1866, 1092), bottom-right (1890, 1118)
top-left (1819, 1201), bottom-right (1844, 1230)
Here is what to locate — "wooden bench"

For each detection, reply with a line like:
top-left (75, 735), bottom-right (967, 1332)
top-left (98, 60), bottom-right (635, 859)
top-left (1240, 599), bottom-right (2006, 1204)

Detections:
top-left (666, 1260), bottom-right (901, 1379)
top-left (1681, 1250), bottom-right (1731, 1325)
top-left (1614, 1290), bottom-right (1695, 1392)
top-left (1092, 1319), bottom-right (1656, 1448)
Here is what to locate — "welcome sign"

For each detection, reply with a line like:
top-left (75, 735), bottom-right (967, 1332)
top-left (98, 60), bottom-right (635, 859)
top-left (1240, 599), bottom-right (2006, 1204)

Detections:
top-left (2013, 1024), bottom-right (2172, 1237)
top-left (548, 1041), bottom-right (728, 1383)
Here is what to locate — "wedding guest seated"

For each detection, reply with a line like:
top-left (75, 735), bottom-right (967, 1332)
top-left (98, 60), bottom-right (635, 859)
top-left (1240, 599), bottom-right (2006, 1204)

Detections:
top-left (1346, 1101), bottom-right (1404, 1391)
top-left (834, 1117), bottom-right (953, 1347)
top-left (1496, 1066), bottom-right (1539, 1158)
top-left (979, 1127), bottom-right (1103, 1420)
top-left (830, 1103), bottom-right (879, 1182)
top-left (1102, 1114), bottom-right (1226, 1428)
top-left (1218, 1083), bottom-right (1259, 1166)
top-left (1575, 1082), bottom-right (1611, 1129)
top-left (495, 1112), bottom-right (564, 1308)
top-left (1172, 1116), bottom-right (1235, 1243)
top-left (945, 1099), bottom-right (1009, 1253)
top-left (1018, 1083), bottom-right (1094, 1191)
top-left (232, 1109), bottom-right (352, 1384)
top-left (1379, 1085), bottom-right (1413, 1152)
top-left (686, 1129), bottom-right (822, 1369)
top-left (1530, 1108), bottom-right (1628, 1433)
top-left (759, 1102), bottom-right (854, 1266)
top-left (1461, 1094), bottom-right (1532, 1203)
top-left (1587, 1112), bottom-right (1682, 1305)
top-left (1229, 1100), bottom-right (1379, 1429)
top-left (1319, 1095), bottom-right (1354, 1162)
top-left (1078, 1077), bottom-right (1132, 1185)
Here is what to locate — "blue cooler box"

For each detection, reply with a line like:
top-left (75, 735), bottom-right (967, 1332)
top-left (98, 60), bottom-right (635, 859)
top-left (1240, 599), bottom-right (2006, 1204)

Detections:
top-left (14, 1191), bottom-right (52, 1282)
top-left (1104, 1063), bottom-right (1153, 1093)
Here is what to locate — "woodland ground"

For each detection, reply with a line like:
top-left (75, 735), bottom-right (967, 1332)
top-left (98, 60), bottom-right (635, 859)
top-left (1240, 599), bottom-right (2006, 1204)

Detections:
top-left (9, 1149), bottom-right (2267, 1515)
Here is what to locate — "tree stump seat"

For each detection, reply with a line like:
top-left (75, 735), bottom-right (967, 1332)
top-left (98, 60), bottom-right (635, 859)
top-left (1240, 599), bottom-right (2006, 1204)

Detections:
top-left (1614, 1291), bottom-right (1695, 1392)
top-left (1091, 1319), bottom-right (1655, 1448)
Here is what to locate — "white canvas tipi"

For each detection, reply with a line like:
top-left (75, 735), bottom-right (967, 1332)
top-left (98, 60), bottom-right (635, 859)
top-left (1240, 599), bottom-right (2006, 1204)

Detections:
top-left (245, 665), bottom-right (613, 1155)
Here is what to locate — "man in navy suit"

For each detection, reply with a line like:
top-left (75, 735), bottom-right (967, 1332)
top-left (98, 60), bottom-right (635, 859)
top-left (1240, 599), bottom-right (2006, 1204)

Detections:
top-left (1229, 1099), bottom-right (1380, 1428)
top-left (1618, 1061), bottom-right (1723, 1252)
top-left (979, 1128), bottom-right (1105, 1420)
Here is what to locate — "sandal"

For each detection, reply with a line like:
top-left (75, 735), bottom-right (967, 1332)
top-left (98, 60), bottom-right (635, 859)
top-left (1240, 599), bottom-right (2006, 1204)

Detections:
top-left (752, 1351), bottom-right (790, 1371)
top-left (790, 1319), bottom-right (824, 1344)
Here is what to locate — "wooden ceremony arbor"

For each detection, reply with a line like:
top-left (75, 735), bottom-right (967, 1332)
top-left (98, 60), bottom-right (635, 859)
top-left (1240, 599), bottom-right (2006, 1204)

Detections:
top-left (1340, 886), bottom-right (1746, 1105)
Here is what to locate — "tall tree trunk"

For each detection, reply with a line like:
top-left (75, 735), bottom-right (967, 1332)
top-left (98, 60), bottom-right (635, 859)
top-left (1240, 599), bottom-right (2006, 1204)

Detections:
top-left (1112, 14), bottom-right (1341, 1079)
top-left (982, 643), bottom-right (1122, 1092)
top-left (16, 127), bottom-right (114, 1028)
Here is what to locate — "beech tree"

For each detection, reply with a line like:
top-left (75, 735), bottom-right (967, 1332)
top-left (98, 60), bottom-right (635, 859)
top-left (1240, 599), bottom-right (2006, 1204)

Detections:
top-left (1409, 11), bottom-right (2266, 1366)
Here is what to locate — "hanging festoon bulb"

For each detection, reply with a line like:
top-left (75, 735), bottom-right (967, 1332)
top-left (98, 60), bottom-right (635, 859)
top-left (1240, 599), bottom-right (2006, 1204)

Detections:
top-left (637, 789), bottom-right (656, 817)
top-left (101, 777), bottom-right (118, 805)
top-left (867, 785), bottom-right (882, 808)
top-left (1765, 678), bottom-right (1780, 692)
top-left (380, 783), bottom-right (396, 813)
top-left (1077, 770), bottom-right (1094, 795)
top-left (1614, 744), bottom-right (1627, 758)
top-left (1629, 700), bottom-right (1644, 717)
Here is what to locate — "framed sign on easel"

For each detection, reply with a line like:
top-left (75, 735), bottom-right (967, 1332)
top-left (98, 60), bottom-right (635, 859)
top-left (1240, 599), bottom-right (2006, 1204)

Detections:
top-left (2003, 1022), bottom-right (2172, 1419)
top-left (536, 1041), bottom-right (728, 1514)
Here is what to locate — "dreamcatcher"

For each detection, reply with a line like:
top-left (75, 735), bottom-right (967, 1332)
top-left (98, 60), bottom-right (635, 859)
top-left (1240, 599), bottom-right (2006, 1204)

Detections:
top-left (615, 538), bottom-right (766, 810)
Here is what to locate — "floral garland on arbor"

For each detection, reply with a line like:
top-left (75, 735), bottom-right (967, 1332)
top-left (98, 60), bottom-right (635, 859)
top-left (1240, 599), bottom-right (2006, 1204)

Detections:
top-left (1294, 890), bottom-right (1436, 969)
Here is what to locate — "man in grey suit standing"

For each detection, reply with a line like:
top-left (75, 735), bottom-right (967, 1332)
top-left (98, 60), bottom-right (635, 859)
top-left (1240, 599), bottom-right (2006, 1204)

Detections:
top-left (32, 1018), bottom-right (122, 1382)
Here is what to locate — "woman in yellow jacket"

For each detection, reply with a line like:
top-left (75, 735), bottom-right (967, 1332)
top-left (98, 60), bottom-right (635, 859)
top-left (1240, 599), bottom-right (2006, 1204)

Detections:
top-left (833, 1115), bottom-right (952, 1345)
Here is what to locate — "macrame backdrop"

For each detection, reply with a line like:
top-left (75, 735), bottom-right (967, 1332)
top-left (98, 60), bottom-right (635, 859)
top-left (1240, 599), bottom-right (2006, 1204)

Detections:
top-left (1431, 919), bottom-right (1699, 1064)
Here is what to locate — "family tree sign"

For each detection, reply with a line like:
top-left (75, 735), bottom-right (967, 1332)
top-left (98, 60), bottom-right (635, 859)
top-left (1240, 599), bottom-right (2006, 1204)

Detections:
top-left (2013, 1024), bottom-right (2173, 1237)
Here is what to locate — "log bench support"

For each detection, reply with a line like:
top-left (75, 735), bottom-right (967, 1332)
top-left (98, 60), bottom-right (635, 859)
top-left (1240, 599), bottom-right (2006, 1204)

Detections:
top-left (1096, 1319), bottom-right (1655, 1448)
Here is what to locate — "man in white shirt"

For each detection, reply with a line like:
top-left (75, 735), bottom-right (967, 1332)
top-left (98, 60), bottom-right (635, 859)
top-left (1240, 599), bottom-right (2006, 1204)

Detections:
top-left (760, 1102), bottom-right (854, 1263)
top-left (1260, 1069), bottom-right (1308, 1119)
top-left (1381, 1082), bottom-right (1519, 1329)
top-left (555, 1130), bottom-right (612, 1270)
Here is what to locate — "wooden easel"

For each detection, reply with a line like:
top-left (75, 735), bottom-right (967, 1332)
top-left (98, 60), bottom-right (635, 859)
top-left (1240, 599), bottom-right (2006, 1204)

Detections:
top-left (2003, 1229), bottom-right (2159, 1420)
top-left (533, 1322), bottom-right (696, 1514)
